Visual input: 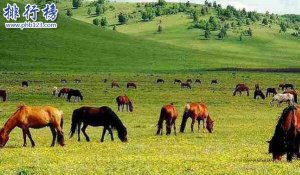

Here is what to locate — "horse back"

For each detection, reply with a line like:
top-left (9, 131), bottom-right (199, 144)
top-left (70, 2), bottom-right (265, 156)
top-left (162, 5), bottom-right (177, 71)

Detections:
top-left (162, 105), bottom-right (178, 119)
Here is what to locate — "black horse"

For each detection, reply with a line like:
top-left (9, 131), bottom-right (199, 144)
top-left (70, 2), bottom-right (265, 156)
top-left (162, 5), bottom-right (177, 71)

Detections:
top-left (195, 79), bottom-right (201, 84)
top-left (211, 80), bottom-right (218, 84)
top-left (0, 90), bottom-right (7, 102)
top-left (157, 79), bottom-right (164, 83)
top-left (266, 88), bottom-right (277, 97)
top-left (69, 106), bottom-right (128, 142)
top-left (254, 89), bottom-right (265, 99)
top-left (67, 89), bottom-right (83, 102)
top-left (279, 84), bottom-right (294, 91)
top-left (186, 79), bottom-right (192, 84)
top-left (174, 79), bottom-right (181, 84)
top-left (22, 81), bottom-right (28, 87)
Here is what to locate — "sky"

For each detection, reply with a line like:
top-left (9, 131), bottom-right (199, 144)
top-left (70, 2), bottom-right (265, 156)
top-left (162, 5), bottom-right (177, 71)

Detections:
top-left (114, 0), bottom-right (300, 14)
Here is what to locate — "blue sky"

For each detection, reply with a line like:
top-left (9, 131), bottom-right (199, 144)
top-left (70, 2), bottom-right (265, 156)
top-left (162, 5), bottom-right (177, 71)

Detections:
top-left (114, 0), bottom-right (300, 14)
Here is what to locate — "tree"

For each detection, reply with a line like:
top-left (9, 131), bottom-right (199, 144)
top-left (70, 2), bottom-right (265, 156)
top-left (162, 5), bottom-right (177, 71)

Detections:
top-left (113, 25), bottom-right (116, 31)
top-left (262, 18), bottom-right (268, 25)
top-left (239, 34), bottom-right (243, 41)
top-left (246, 19), bottom-right (250, 25)
top-left (209, 16), bottom-right (220, 30)
top-left (100, 17), bottom-right (108, 27)
top-left (213, 1), bottom-right (217, 8)
top-left (186, 1), bottom-right (191, 8)
top-left (204, 29), bottom-right (210, 39)
top-left (280, 22), bottom-right (287, 32)
top-left (72, 0), bottom-right (82, 8)
top-left (192, 11), bottom-right (199, 22)
top-left (96, 4), bottom-right (101, 15)
top-left (66, 8), bottom-right (72, 17)
top-left (98, 0), bottom-right (105, 4)
top-left (248, 27), bottom-right (253, 37)
top-left (157, 25), bottom-right (162, 32)
top-left (93, 18), bottom-right (100, 26)
top-left (87, 8), bottom-right (91, 16)
top-left (118, 13), bottom-right (127, 24)
top-left (204, 0), bottom-right (208, 6)
top-left (201, 7), bottom-right (206, 16)
top-left (157, 0), bottom-right (167, 7)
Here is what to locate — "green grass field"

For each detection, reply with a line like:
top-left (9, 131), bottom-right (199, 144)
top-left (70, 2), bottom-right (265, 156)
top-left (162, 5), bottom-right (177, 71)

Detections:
top-left (0, 0), bottom-right (300, 174)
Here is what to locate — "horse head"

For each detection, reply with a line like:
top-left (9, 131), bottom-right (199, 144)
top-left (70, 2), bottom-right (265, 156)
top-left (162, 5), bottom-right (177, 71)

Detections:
top-left (206, 116), bottom-right (214, 133)
top-left (267, 136), bottom-right (286, 161)
top-left (117, 127), bottom-right (128, 142)
top-left (0, 128), bottom-right (9, 148)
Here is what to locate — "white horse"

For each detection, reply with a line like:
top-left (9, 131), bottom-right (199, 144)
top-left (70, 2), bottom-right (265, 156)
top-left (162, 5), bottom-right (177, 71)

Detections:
top-left (270, 93), bottom-right (294, 107)
top-left (52, 87), bottom-right (58, 96)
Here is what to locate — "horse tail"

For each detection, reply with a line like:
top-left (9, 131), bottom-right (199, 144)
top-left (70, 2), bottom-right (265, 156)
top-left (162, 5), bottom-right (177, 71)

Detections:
top-left (79, 91), bottom-right (83, 101)
top-left (157, 108), bottom-right (165, 129)
top-left (180, 104), bottom-right (190, 133)
top-left (294, 93), bottom-right (298, 103)
top-left (69, 109), bottom-right (81, 138)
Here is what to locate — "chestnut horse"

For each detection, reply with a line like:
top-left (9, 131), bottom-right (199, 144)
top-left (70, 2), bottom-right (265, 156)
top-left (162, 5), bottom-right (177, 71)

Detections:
top-left (180, 103), bottom-right (214, 133)
top-left (127, 82), bottom-right (137, 89)
top-left (233, 84), bottom-right (249, 96)
top-left (268, 106), bottom-right (300, 161)
top-left (156, 104), bottom-right (178, 135)
top-left (0, 105), bottom-right (65, 148)
top-left (69, 106), bottom-right (128, 142)
top-left (0, 90), bottom-right (7, 102)
top-left (284, 90), bottom-right (298, 103)
top-left (58, 87), bottom-right (70, 97)
top-left (116, 95), bottom-right (133, 112)
top-left (111, 81), bottom-right (119, 88)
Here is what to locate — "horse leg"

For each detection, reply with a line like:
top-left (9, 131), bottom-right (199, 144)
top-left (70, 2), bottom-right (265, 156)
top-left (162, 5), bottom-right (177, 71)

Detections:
top-left (100, 127), bottom-right (107, 142)
top-left (22, 129), bottom-right (27, 147)
top-left (197, 119), bottom-right (200, 133)
top-left (108, 127), bottom-right (114, 141)
top-left (122, 104), bottom-right (124, 112)
top-left (173, 120), bottom-right (177, 136)
top-left (191, 118), bottom-right (195, 132)
top-left (50, 125), bottom-right (57, 147)
top-left (26, 129), bottom-right (35, 147)
top-left (81, 124), bottom-right (90, 142)
top-left (77, 123), bottom-right (81, 142)
top-left (166, 118), bottom-right (172, 135)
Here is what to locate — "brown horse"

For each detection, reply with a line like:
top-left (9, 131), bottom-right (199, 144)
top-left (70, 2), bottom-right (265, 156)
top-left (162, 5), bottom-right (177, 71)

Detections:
top-left (233, 84), bottom-right (249, 96)
top-left (181, 82), bottom-right (191, 89)
top-left (268, 106), bottom-right (300, 161)
top-left (116, 95), bottom-right (133, 112)
top-left (284, 89), bottom-right (298, 103)
top-left (127, 82), bottom-right (137, 89)
top-left (0, 90), bottom-right (7, 102)
top-left (156, 104), bottom-right (178, 135)
top-left (111, 81), bottom-right (120, 88)
top-left (58, 87), bottom-right (70, 97)
top-left (0, 105), bottom-right (65, 148)
top-left (279, 84), bottom-right (294, 91)
top-left (180, 103), bottom-right (214, 133)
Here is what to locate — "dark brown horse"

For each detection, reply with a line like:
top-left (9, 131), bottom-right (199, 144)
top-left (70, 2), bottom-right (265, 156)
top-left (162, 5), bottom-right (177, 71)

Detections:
top-left (157, 79), bottom-right (164, 83)
top-left (67, 89), bottom-right (83, 102)
top-left (116, 95), bottom-right (133, 112)
top-left (233, 84), bottom-right (249, 96)
top-left (156, 104), bottom-right (178, 135)
top-left (284, 90), bottom-right (298, 103)
top-left (255, 84), bottom-right (260, 90)
top-left (69, 106), bottom-right (127, 142)
top-left (111, 81), bottom-right (120, 88)
top-left (268, 106), bottom-right (300, 161)
top-left (0, 90), bottom-right (7, 102)
top-left (211, 79), bottom-right (218, 84)
top-left (0, 105), bottom-right (65, 148)
top-left (22, 81), bottom-right (28, 87)
top-left (279, 84), bottom-right (294, 91)
top-left (254, 89), bottom-right (265, 99)
top-left (174, 79), bottom-right (181, 84)
top-left (180, 103), bottom-right (214, 133)
top-left (186, 79), bottom-right (192, 84)
top-left (127, 82), bottom-right (137, 89)
top-left (58, 88), bottom-right (70, 97)
top-left (266, 88), bottom-right (277, 97)
top-left (181, 83), bottom-right (191, 89)
top-left (195, 79), bottom-right (201, 84)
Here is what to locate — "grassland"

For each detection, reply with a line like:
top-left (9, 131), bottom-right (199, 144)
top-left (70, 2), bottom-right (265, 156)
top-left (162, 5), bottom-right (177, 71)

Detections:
top-left (1, 0), bottom-right (300, 174)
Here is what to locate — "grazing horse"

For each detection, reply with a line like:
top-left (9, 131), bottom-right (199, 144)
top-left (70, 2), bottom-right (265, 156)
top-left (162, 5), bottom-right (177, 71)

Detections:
top-left (268, 106), bottom-right (300, 161)
top-left (21, 81), bottom-right (28, 87)
top-left (279, 84), bottom-right (294, 91)
top-left (255, 84), bottom-right (260, 90)
top-left (211, 79), bottom-right (218, 84)
top-left (233, 84), bottom-right (249, 96)
top-left (157, 79), bottom-right (165, 83)
top-left (156, 104), bottom-right (178, 135)
top-left (103, 79), bottom-right (108, 83)
top-left (266, 88), bottom-right (277, 97)
top-left (67, 89), bottom-right (83, 102)
top-left (127, 82), bottom-right (137, 89)
top-left (254, 89), bottom-right (265, 99)
top-left (111, 81), bottom-right (119, 88)
top-left (0, 105), bottom-right (65, 148)
top-left (284, 90), bottom-right (298, 103)
top-left (180, 103), bottom-right (214, 133)
top-left (69, 106), bottom-right (128, 142)
top-left (195, 79), bottom-right (201, 84)
top-left (186, 79), bottom-right (192, 84)
top-left (181, 82), bottom-right (191, 89)
top-left (58, 88), bottom-right (70, 97)
top-left (116, 95), bottom-right (133, 112)
top-left (0, 90), bottom-right (7, 102)
top-left (270, 93), bottom-right (294, 107)
top-left (52, 87), bottom-right (58, 96)
top-left (174, 79), bottom-right (181, 84)
top-left (61, 79), bottom-right (67, 83)
top-left (74, 79), bottom-right (81, 83)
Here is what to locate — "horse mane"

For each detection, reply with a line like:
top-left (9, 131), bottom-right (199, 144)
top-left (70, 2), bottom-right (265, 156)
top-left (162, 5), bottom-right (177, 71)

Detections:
top-left (102, 106), bottom-right (126, 130)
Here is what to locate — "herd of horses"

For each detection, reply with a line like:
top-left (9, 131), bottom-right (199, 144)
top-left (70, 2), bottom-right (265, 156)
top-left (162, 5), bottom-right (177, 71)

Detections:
top-left (0, 79), bottom-right (298, 162)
